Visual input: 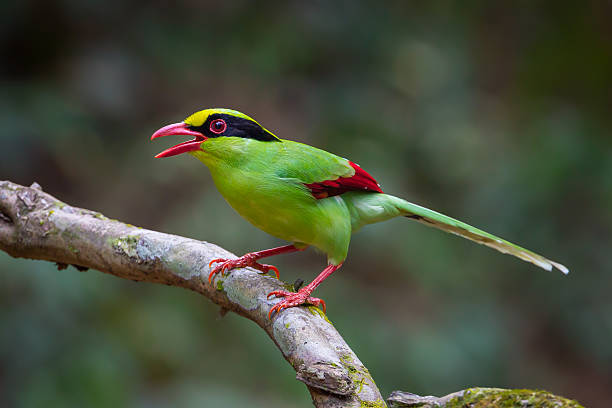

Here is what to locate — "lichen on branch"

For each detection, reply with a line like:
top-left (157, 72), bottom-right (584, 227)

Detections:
top-left (0, 180), bottom-right (384, 408)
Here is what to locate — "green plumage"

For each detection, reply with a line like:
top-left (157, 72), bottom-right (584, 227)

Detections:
top-left (191, 137), bottom-right (354, 265)
top-left (179, 109), bottom-right (567, 274)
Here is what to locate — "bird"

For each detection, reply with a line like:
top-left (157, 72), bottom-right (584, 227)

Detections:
top-left (151, 108), bottom-right (568, 318)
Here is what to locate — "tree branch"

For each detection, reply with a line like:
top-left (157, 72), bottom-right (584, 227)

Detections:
top-left (0, 181), bottom-right (385, 408)
top-left (387, 388), bottom-right (583, 408)
top-left (0, 181), bottom-right (585, 408)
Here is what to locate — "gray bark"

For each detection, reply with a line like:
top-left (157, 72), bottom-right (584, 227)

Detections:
top-left (0, 180), bottom-right (384, 408)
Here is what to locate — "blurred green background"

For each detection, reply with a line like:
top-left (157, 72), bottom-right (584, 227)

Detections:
top-left (1, 1), bottom-right (611, 407)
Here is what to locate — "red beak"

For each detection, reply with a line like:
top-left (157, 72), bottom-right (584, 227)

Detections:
top-left (150, 122), bottom-right (206, 158)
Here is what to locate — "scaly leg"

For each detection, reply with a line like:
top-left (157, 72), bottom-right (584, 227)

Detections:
top-left (267, 262), bottom-right (343, 318)
top-left (208, 244), bottom-right (306, 283)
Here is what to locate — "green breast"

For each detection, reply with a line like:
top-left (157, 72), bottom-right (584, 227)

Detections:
top-left (190, 138), bottom-right (352, 263)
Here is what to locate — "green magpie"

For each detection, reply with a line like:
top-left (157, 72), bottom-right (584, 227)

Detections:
top-left (151, 108), bottom-right (568, 318)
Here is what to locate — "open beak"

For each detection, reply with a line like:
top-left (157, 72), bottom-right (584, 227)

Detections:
top-left (150, 122), bottom-right (206, 158)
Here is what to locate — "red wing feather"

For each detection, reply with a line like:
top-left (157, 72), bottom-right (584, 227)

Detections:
top-left (305, 161), bottom-right (383, 199)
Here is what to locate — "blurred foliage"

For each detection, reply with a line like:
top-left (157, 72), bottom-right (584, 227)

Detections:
top-left (1, 1), bottom-right (611, 407)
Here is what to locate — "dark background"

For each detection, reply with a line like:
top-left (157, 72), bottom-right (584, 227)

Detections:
top-left (1, 1), bottom-right (611, 407)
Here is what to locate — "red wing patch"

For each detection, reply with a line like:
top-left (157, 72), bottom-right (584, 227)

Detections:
top-left (304, 161), bottom-right (383, 199)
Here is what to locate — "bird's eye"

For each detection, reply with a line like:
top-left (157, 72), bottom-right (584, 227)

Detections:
top-left (210, 119), bottom-right (227, 134)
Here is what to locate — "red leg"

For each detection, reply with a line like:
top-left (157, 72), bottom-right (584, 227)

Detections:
top-left (267, 262), bottom-right (343, 319)
top-left (208, 244), bottom-right (305, 283)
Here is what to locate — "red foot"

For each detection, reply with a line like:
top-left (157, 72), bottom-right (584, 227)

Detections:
top-left (267, 289), bottom-right (326, 319)
top-left (208, 254), bottom-right (280, 284)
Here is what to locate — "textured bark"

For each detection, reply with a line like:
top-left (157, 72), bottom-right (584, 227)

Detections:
top-left (0, 180), bottom-right (384, 408)
top-left (387, 388), bottom-right (584, 408)
top-left (0, 181), bottom-right (585, 408)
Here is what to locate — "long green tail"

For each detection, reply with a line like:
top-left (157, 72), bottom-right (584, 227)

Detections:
top-left (344, 192), bottom-right (569, 274)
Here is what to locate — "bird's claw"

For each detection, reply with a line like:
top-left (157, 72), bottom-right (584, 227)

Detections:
top-left (267, 289), bottom-right (326, 319)
top-left (208, 255), bottom-right (280, 284)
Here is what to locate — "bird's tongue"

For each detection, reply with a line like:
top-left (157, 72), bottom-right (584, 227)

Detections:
top-left (150, 122), bottom-right (206, 158)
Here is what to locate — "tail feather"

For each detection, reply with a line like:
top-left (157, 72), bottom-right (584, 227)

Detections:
top-left (342, 192), bottom-right (568, 274)
top-left (400, 201), bottom-right (569, 274)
